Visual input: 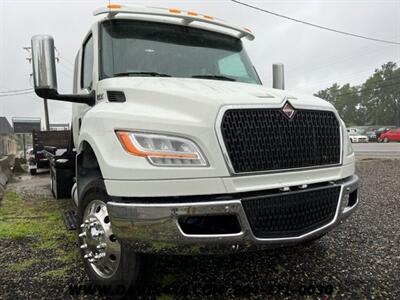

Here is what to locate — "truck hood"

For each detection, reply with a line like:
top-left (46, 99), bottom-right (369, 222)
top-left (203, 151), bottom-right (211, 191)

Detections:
top-left (98, 77), bottom-right (335, 111)
top-left (82, 77), bottom-right (345, 181)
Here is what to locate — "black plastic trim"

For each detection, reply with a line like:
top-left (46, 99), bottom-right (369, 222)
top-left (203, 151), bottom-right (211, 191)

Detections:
top-left (34, 88), bottom-right (96, 106)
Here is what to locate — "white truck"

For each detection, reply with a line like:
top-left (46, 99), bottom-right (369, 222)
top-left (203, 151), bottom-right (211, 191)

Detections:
top-left (31, 4), bottom-right (359, 295)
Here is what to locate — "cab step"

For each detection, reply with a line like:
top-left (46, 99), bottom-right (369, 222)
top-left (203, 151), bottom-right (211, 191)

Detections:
top-left (63, 210), bottom-right (77, 230)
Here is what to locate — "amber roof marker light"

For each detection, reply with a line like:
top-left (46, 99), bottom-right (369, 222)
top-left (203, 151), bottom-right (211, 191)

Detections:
top-left (107, 3), bottom-right (121, 10)
top-left (169, 8), bottom-right (182, 14)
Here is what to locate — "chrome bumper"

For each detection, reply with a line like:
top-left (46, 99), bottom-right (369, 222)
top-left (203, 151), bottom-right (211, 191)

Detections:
top-left (107, 175), bottom-right (359, 254)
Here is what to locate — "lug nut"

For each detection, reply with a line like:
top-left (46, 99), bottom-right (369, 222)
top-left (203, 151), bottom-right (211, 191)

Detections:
top-left (84, 253), bottom-right (93, 259)
top-left (79, 232), bottom-right (86, 238)
top-left (80, 244), bottom-right (88, 249)
top-left (93, 230), bottom-right (104, 237)
top-left (80, 223), bottom-right (86, 229)
top-left (96, 243), bottom-right (106, 250)
top-left (94, 253), bottom-right (105, 260)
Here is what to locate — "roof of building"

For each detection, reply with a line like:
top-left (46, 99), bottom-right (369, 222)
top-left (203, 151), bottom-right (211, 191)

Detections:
top-left (0, 117), bottom-right (14, 134)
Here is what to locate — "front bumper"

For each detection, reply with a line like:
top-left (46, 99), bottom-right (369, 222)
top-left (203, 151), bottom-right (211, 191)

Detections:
top-left (107, 175), bottom-right (359, 254)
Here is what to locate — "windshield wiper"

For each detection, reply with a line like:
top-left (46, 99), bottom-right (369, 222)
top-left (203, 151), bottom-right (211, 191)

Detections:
top-left (113, 71), bottom-right (172, 77)
top-left (191, 75), bottom-right (236, 82)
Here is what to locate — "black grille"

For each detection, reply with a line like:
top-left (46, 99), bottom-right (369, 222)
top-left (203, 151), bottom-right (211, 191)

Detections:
top-left (220, 108), bottom-right (341, 173)
top-left (242, 186), bottom-right (341, 238)
top-left (107, 91), bottom-right (126, 102)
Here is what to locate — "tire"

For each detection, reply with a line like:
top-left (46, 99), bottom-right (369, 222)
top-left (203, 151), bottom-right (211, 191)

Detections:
top-left (30, 168), bottom-right (37, 176)
top-left (383, 137), bottom-right (389, 143)
top-left (76, 179), bottom-right (144, 299)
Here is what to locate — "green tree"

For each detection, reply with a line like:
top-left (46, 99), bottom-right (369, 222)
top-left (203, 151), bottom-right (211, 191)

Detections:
top-left (315, 83), bottom-right (366, 126)
top-left (361, 62), bottom-right (400, 126)
top-left (315, 62), bottom-right (399, 126)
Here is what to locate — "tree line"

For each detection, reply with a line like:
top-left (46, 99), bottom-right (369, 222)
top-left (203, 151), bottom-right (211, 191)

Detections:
top-left (315, 62), bottom-right (400, 127)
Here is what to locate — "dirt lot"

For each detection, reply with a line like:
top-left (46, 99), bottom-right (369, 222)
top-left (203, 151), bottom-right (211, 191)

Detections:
top-left (0, 159), bottom-right (399, 299)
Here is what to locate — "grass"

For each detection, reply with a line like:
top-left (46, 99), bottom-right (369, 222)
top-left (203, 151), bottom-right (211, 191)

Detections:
top-left (5, 258), bottom-right (40, 272)
top-left (0, 191), bottom-right (73, 243)
top-left (56, 248), bottom-right (80, 265)
top-left (156, 294), bottom-right (174, 300)
top-left (41, 267), bottom-right (70, 279)
top-left (0, 190), bottom-right (79, 277)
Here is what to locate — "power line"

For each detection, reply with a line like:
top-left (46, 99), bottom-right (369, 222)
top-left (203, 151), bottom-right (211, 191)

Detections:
top-left (231, 0), bottom-right (400, 45)
top-left (289, 45), bottom-right (396, 77)
top-left (289, 38), bottom-right (398, 73)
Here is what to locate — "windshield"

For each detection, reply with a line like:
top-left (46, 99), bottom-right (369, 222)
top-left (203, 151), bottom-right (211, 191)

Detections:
top-left (100, 20), bottom-right (261, 84)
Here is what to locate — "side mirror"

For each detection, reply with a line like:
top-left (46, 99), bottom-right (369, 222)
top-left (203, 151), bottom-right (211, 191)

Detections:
top-left (272, 63), bottom-right (285, 90)
top-left (31, 35), bottom-right (58, 91)
top-left (31, 35), bottom-right (95, 105)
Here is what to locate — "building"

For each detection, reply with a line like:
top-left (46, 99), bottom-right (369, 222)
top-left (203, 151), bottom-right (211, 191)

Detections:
top-left (0, 117), bottom-right (17, 157)
top-left (50, 123), bottom-right (70, 131)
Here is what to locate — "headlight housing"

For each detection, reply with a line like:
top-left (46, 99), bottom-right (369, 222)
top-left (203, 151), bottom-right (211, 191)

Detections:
top-left (116, 131), bottom-right (208, 167)
top-left (342, 126), bottom-right (354, 156)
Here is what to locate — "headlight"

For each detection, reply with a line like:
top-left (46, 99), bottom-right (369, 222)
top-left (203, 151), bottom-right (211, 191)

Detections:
top-left (116, 131), bottom-right (208, 167)
top-left (343, 128), bottom-right (354, 156)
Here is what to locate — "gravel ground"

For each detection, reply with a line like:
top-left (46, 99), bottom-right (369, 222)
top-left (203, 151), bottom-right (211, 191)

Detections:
top-left (0, 159), bottom-right (399, 299)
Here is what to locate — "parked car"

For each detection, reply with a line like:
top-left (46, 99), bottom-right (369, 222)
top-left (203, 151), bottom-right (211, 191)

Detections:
top-left (380, 128), bottom-right (400, 143)
top-left (26, 147), bottom-right (34, 158)
top-left (365, 130), bottom-right (377, 142)
top-left (29, 4), bottom-right (359, 295)
top-left (347, 128), bottom-right (359, 135)
top-left (27, 148), bottom-right (48, 175)
top-left (356, 128), bottom-right (377, 142)
top-left (376, 126), bottom-right (396, 142)
top-left (349, 133), bottom-right (369, 143)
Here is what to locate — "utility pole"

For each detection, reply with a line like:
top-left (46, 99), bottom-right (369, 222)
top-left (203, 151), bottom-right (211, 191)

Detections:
top-left (43, 99), bottom-right (50, 130)
top-left (22, 134), bottom-right (26, 160)
top-left (24, 46), bottom-right (59, 131)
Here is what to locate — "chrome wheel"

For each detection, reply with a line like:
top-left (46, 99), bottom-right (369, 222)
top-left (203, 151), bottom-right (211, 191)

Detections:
top-left (79, 200), bottom-right (121, 279)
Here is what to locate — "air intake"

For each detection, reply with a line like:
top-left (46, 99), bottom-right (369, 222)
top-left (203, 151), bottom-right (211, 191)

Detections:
top-left (220, 108), bottom-right (341, 173)
top-left (107, 91), bottom-right (126, 102)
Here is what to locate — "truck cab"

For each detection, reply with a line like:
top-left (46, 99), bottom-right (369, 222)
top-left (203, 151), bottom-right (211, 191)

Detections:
top-left (30, 4), bottom-right (359, 295)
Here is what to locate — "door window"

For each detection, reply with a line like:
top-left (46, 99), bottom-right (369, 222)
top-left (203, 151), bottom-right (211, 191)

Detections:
top-left (81, 34), bottom-right (93, 89)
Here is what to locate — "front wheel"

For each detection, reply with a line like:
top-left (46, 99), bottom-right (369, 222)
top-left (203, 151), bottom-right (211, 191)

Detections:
top-left (77, 180), bottom-right (144, 299)
top-left (383, 137), bottom-right (389, 143)
top-left (30, 168), bottom-right (37, 176)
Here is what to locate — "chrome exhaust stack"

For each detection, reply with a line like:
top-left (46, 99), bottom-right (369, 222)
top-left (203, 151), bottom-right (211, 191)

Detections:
top-left (273, 63), bottom-right (285, 90)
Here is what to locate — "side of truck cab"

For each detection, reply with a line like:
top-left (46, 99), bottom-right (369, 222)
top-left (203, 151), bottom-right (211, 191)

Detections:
top-left (31, 4), bottom-right (359, 295)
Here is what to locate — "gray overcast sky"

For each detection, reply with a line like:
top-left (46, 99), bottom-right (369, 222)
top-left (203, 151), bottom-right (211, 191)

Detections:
top-left (0, 0), bottom-right (399, 126)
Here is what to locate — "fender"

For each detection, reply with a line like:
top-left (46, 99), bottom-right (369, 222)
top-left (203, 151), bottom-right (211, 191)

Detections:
top-left (76, 139), bottom-right (104, 205)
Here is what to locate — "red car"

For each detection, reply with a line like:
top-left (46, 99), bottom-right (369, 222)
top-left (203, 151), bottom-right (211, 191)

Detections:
top-left (380, 128), bottom-right (400, 142)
